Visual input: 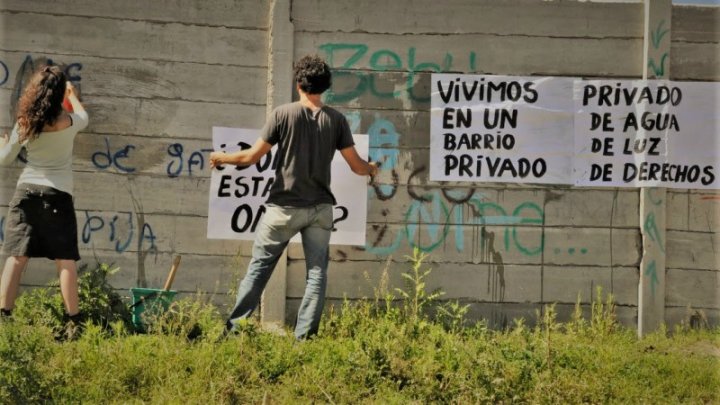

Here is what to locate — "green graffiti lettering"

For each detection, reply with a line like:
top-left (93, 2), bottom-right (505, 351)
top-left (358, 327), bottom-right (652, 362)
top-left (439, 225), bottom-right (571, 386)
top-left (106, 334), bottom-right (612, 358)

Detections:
top-left (318, 43), bottom-right (368, 68)
top-left (407, 47), bottom-right (452, 102)
top-left (369, 49), bottom-right (403, 98)
top-left (512, 202), bottom-right (544, 256)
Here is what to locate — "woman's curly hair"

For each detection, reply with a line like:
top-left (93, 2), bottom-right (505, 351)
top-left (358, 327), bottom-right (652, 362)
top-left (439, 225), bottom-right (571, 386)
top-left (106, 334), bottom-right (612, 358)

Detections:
top-left (16, 65), bottom-right (67, 143)
top-left (294, 55), bottom-right (332, 95)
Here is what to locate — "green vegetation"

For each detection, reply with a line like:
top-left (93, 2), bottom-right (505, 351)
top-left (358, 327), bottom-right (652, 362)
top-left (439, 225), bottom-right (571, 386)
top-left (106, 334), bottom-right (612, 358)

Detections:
top-left (1, 252), bottom-right (718, 404)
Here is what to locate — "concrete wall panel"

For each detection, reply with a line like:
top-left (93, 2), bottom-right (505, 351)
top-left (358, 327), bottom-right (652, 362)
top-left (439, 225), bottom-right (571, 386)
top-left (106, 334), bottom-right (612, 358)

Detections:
top-left (666, 268), bottom-right (719, 309)
top-left (1, 0), bottom-right (270, 29)
top-left (543, 265), bottom-right (638, 306)
top-left (666, 231), bottom-right (720, 271)
top-left (0, 11), bottom-right (267, 66)
top-left (293, 0), bottom-right (642, 38)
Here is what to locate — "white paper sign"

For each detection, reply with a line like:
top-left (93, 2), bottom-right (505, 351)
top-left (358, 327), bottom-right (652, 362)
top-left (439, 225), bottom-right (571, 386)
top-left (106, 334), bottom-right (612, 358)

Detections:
top-left (430, 74), bottom-right (575, 184)
top-left (573, 80), bottom-right (720, 189)
top-left (207, 127), bottom-right (369, 245)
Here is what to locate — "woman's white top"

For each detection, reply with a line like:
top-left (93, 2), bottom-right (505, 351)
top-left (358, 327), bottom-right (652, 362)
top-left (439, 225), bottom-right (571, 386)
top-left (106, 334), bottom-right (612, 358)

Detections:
top-left (0, 111), bottom-right (89, 195)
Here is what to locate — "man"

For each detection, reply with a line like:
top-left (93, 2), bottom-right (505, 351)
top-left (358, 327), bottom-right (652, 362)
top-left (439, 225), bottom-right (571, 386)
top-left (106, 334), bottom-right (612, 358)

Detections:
top-left (209, 55), bottom-right (378, 339)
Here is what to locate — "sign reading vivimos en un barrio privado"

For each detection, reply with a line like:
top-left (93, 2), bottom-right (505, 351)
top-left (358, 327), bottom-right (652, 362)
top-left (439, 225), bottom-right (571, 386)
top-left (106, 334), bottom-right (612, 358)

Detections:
top-left (430, 74), bottom-right (575, 184)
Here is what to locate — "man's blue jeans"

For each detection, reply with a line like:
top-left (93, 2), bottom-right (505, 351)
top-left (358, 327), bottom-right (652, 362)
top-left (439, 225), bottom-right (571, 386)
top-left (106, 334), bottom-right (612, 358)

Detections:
top-left (226, 204), bottom-right (333, 339)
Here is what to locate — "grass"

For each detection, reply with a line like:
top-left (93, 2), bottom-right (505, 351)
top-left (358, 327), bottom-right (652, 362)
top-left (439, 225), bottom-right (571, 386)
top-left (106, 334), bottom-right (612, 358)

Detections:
top-left (0, 252), bottom-right (718, 403)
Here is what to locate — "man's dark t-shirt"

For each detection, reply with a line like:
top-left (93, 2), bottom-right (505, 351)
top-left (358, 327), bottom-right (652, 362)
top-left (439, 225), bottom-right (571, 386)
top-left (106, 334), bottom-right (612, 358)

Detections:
top-left (261, 102), bottom-right (355, 207)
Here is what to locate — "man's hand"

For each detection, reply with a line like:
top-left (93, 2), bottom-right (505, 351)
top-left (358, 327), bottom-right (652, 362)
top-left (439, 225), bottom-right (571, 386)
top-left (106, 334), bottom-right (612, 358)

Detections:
top-left (1, 133), bottom-right (8, 147)
top-left (368, 161), bottom-right (380, 177)
top-left (209, 151), bottom-right (225, 169)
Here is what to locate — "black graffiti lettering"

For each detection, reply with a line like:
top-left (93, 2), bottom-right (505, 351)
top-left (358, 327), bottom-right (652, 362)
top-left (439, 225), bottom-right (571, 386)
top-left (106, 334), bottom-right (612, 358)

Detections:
top-left (407, 166), bottom-right (432, 202)
top-left (332, 206), bottom-right (349, 231)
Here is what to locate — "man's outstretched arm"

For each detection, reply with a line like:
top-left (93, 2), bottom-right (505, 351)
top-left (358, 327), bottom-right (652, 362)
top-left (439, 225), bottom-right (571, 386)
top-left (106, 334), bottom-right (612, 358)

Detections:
top-left (340, 146), bottom-right (379, 177)
top-left (209, 138), bottom-right (273, 169)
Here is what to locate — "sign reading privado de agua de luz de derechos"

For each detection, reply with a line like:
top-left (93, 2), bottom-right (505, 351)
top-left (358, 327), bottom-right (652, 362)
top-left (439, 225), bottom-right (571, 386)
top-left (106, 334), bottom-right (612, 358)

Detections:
top-left (206, 127), bottom-right (369, 246)
top-left (430, 73), bottom-right (576, 185)
top-left (430, 74), bottom-right (720, 190)
top-left (573, 80), bottom-right (719, 189)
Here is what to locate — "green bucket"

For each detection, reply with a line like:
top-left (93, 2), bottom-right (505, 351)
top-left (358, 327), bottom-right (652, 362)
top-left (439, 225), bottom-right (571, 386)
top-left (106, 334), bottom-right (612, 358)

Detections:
top-left (130, 287), bottom-right (177, 331)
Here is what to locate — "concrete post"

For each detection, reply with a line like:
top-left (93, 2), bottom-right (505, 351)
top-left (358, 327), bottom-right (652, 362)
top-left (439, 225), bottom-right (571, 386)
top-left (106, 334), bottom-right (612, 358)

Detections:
top-left (638, 0), bottom-right (671, 337)
top-left (261, 0), bottom-right (294, 326)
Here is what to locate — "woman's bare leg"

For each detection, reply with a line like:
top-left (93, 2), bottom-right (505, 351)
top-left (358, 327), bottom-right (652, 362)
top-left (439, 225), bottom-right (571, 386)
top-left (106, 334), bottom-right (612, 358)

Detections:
top-left (56, 259), bottom-right (79, 316)
top-left (0, 256), bottom-right (28, 311)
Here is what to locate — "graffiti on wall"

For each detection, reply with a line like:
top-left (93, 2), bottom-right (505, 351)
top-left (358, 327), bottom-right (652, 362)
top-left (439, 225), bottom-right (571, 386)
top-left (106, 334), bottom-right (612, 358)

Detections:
top-left (366, 180), bottom-right (545, 257)
top-left (1, 55), bottom-right (83, 119)
top-left (166, 143), bottom-right (214, 178)
top-left (647, 20), bottom-right (669, 79)
top-left (643, 188), bottom-right (664, 297)
top-left (341, 108), bottom-right (545, 259)
top-left (320, 43), bottom-right (478, 103)
top-left (92, 137), bottom-right (137, 173)
top-left (81, 210), bottom-right (157, 254)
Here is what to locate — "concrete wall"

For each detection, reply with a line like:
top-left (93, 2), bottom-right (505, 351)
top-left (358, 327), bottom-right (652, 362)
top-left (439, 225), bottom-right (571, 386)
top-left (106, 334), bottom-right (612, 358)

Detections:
top-left (0, 0), bottom-right (717, 328)
top-left (0, 0), bottom-right (270, 310)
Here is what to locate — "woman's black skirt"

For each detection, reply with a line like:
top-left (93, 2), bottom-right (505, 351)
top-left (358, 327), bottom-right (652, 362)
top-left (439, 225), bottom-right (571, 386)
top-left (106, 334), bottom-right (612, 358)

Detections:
top-left (2, 183), bottom-right (80, 261)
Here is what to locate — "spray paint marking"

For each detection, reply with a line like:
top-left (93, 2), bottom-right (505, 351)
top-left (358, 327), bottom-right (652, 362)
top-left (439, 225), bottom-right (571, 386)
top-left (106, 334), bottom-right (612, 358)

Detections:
top-left (92, 137), bottom-right (136, 173)
top-left (81, 211), bottom-right (156, 253)
top-left (644, 260), bottom-right (659, 297)
top-left (643, 211), bottom-right (665, 253)
top-left (648, 20), bottom-right (669, 78)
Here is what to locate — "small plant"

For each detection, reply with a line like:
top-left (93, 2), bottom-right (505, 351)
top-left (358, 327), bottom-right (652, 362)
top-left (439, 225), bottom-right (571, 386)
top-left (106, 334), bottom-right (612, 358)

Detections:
top-left (538, 304), bottom-right (560, 371)
top-left (372, 256), bottom-right (398, 318)
top-left (436, 300), bottom-right (470, 333)
top-left (13, 262), bottom-right (133, 334)
top-left (143, 295), bottom-right (224, 340)
top-left (590, 286), bottom-right (617, 337)
top-left (395, 247), bottom-right (444, 323)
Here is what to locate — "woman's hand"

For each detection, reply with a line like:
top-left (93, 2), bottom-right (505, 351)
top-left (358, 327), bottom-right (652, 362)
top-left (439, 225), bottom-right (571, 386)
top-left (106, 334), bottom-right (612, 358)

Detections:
top-left (65, 81), bottom-right (76, 99)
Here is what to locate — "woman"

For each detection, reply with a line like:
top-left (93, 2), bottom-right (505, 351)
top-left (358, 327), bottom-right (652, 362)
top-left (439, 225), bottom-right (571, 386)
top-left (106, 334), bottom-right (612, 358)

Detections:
top-left (0, 65), bottom-right (88, 329)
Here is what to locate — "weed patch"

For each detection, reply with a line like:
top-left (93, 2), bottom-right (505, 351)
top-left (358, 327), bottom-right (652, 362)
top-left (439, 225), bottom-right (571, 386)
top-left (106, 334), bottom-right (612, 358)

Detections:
top-left (0, 254), bottom-right (718, 403)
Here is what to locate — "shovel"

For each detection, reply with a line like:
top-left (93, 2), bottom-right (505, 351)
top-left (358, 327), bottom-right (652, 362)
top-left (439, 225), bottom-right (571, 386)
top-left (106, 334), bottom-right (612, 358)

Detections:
top-left (129, 255), bottom-right (182, 330)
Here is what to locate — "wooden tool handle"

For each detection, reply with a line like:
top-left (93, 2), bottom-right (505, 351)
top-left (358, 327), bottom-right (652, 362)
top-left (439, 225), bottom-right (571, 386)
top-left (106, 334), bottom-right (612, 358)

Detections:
top-left (163, 255), bottom-right (181, 291)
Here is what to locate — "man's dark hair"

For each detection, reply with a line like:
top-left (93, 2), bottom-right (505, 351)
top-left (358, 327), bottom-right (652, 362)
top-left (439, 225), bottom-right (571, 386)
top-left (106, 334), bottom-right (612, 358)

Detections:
top-left (294, 55), bottom-right (331, 95)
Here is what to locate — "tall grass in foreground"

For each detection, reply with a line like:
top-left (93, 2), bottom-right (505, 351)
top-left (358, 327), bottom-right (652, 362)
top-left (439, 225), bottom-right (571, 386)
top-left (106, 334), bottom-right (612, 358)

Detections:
top-left (1, 250), bottom-right (718, 404)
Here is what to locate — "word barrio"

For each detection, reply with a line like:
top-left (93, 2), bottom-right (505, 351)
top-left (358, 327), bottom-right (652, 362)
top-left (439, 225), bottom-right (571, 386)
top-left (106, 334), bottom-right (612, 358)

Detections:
top-left (207, 127), bottom-right (369, 245)
top-left (430, 74), bottom-right (719, 190)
